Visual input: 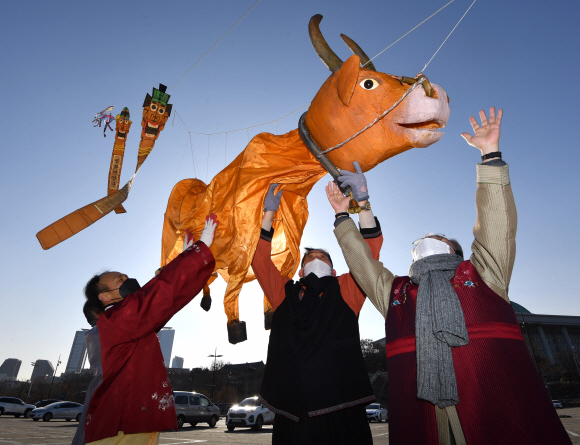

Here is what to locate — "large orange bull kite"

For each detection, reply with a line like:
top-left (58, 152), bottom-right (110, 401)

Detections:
top-left (161, 15), bottom-right (451, 343)
top-left (36, 85), bottom-right (172, 250)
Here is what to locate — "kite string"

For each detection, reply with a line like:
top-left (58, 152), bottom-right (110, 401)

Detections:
top-left (188, 105), bottom-right (308, 136)
top-left (182, 0), bottom-right (458, 137)
top-left (206, 135), bottom-right (211, 183)
top-left (422, 0), bottom-right (477, 72)
top-left (168, 0), bottom-right (262, 93)
top-left (174, 110), bottom-right (198, 178)
top-left (363, 0), bottom-right (456, 68)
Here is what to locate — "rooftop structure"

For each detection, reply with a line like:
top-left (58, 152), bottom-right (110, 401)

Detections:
top-left (31, 360), bottom-right (54, 381)
top-left (0, 358), bottom-right (21, 379)
top-left (158, 328), bottom-right (175, 367)
top-left (65, 329), bottom-right (88, 373)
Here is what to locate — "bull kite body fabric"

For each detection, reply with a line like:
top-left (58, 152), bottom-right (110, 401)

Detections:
top-left (162, 49), bottom-right (450, 343)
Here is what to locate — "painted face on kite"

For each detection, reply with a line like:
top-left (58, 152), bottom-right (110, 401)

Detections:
top-left (115, 108), bottom-right (132, 141)
top-left (141, 86), bottom-right (172, 141)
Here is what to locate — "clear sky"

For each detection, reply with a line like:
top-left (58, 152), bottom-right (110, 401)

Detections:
top-left (1, 0), bottom-right (579, 383)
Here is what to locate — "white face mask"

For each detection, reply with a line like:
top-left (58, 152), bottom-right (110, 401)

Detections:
top-left (412, 238), bottom-right (453, 261)
top-left (302, 258), bottom-right (333, 278)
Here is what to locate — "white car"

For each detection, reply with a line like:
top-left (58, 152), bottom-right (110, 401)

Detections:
top-left (0, 397), bottom-right (35, 418)
top-left (226, 397), bottom-right (275, 431)
top-left (366, 403), bottom-right (388, 422)
top-left (30, 401), bottom-right (83, 422)
top-left (553, 400), bottom-right (563, 409)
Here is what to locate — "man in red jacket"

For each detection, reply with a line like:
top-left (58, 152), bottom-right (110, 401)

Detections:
top-left (83, 214), bottom-right (218, 445)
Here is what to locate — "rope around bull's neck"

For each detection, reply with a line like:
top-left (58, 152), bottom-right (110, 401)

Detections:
top-left (317, 76), bottom-right (427, 157)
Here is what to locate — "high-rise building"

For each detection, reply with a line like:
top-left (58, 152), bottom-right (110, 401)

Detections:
top-left (65, 329), bottom-right (88, 373)
top-left (158, 328), bottom-right (175, 367)
top-left (31, 360), bottom-right (54, 381)
top-left (171, 356), bottom-right (184, 368)
top-left (0, 358), bottom-right (22, 379)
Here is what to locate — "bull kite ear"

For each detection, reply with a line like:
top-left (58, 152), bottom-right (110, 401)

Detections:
top-left (337, 55), bottom-right (360, 106)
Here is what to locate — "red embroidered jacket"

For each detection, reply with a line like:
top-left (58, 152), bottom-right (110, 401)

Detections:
top-left (85, 242), bottom-right (214, 443)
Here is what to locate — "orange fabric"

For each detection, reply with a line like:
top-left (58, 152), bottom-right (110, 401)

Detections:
top-left (161, 56), bottom-right (449, 327)
top-left (161, 130), bottom-right (327, 323)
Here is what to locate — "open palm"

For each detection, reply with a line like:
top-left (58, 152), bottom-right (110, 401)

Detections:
top-left (461, 107), bottom-right (502, 155)
top-left (326, 182), bottom-right (350, 213)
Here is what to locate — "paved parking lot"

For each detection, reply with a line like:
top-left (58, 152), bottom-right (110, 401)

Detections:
top-left (0, 416), bottom-right (389, 445)
top-left (1, 409), bottom-right (580, 444)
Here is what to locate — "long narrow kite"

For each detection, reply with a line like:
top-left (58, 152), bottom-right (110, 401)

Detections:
top-left (108, 107), bottom-right (132, 214)
top-left (36, 84), bottom-right (172, 250)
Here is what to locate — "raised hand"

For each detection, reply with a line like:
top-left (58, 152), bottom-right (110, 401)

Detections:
top-left (264, 183), bottom-right (283, 212)
top-left (461, 107), bottom-right (502, 155)
top-left (199, 213), bottom-right (219, 248)
top-left (337, 161), bottom-right (369, 202)
top-left (325, 181), bottom-right (350, 214)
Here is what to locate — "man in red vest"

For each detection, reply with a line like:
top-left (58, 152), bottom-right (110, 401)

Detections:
top-left (329, 107), bottom-right (571, 444)
top-left (82, 215), bottom-right (218, 445)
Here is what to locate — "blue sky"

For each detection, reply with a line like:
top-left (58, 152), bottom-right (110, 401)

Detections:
top-left (1, 0), bottom-right (579, 383)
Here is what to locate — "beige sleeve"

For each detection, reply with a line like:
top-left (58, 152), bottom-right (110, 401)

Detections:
top-left (470, 163), bottom-right (517, 302)
top-left (334, 218), bottom-right (394, 319)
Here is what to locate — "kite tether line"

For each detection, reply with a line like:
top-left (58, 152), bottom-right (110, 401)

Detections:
top-left (168, 0), bottom-right (263, 93)
top-left (175, 0), bottom-right (476, 178)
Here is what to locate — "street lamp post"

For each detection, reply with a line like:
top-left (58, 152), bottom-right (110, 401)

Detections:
top-left (47, 354), bottom-right (61, 399)
top-left (26, 362), bottom-right (38, 403)
top-left (208, 348), bottom-right (222, 402)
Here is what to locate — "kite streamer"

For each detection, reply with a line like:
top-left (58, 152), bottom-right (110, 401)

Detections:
top-left (108, 107), bottom-right (132, 214)
top-left (36, 85), bottom-right (172, 250)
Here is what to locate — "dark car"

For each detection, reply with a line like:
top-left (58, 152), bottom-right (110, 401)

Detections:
top-left (34, 399), bottom-right (61, 408)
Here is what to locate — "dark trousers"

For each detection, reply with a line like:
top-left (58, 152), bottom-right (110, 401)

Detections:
top-left (272, 403), bottom-right (373, 445)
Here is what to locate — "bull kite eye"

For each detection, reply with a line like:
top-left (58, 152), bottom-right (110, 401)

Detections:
top-left (360, 79), bottom-right (379, 90)
top-left (158, 108), bottom-right (165, 114)
top-left (151, 104), bottom-right (158, 111)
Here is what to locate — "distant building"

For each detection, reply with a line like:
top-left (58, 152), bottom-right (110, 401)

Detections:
top-left (512, 302), bottom-right (580, 365)
top-left (172, 356), bottom-right (184, 368)
top-left (0, 358), bottom-right (21, 379)
top-left (31, 360), bottom-right (54, 381)
top-left (65, 329), bottom-right (88, 373)
top-left (158, 328), bottom-right (175, 367)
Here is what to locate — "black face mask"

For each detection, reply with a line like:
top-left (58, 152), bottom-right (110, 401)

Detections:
top-left (118, 278), bottom-right (141, 298)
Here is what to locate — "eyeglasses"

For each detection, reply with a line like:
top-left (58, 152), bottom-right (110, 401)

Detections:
top-left (412, 233), bottom-right (447, 247)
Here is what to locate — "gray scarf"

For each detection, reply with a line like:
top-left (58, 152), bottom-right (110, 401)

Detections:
top-left (409, 253), bottom-right (468, 408)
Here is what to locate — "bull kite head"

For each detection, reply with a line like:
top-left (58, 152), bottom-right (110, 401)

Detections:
top-left (305, 15), bottom-right (450, 173)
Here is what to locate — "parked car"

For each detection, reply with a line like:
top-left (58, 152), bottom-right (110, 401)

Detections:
top-left (0, 397), bottom-right (35, 418)
top-left (30, 401), bottom-right (83, 422)
top-left (34, 399), bottom-right (61, 408)
top-left (173, 391), bottom-right (220, 429)
top-left (226, 396), bottom-right (275, 431)
top-left (553, 400), bottom-right (563, 409)
top-left (366, 403), bottom-right (388, 422)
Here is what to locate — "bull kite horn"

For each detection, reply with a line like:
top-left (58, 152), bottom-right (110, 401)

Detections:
top-left (340, 34), bottom-right (376, 71)
top-left (309, 14), bottom-right (343, 73)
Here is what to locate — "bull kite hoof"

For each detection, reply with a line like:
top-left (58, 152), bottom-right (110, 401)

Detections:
top-left (200, 294), bottom-right (212, 312)
top-left (228, 321), bottom-right (247, 344)
top-left (264, 311), bottom-right (273, 330)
